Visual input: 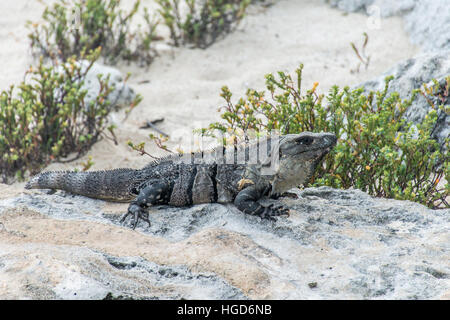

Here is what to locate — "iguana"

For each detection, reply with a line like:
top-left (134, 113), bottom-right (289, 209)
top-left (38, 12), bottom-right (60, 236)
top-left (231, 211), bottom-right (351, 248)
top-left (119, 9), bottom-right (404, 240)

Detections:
top-left (25, 132), bottom-right (337, 229)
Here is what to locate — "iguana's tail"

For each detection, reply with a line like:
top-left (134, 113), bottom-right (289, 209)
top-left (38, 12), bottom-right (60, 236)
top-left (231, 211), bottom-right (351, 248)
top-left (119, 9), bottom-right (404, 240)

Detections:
top-left (25, 169), bottom-right (140, 201)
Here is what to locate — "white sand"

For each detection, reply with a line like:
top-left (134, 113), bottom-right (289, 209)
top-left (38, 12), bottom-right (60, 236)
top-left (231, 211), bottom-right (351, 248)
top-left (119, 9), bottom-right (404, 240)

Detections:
top-left (0, 0), bottom-right (419, 177)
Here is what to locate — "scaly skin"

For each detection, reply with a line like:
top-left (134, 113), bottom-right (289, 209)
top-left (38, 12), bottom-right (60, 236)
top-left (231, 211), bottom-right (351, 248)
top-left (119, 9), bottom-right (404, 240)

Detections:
top-left (26, 132), bottom-right (337, 228)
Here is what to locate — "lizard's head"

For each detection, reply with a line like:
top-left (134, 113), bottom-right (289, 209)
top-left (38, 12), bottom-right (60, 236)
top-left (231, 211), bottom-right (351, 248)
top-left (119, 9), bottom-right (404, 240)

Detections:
top-left (278, 132), bottom-right (337, 161)
top-left (263, 132), bottom-right (337, 194)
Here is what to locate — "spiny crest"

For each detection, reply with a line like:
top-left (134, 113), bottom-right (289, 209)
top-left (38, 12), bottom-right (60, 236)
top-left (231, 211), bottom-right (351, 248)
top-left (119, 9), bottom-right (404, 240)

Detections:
top-left (145, 136), bottom-right (274, 166)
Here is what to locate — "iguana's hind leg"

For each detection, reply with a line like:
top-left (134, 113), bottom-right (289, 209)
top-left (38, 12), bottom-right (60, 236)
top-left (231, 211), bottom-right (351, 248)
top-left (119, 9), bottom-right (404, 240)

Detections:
top-left (120, 182), bottom-right (170, 229)
top-left (234, 185), bottom-right (290, 221)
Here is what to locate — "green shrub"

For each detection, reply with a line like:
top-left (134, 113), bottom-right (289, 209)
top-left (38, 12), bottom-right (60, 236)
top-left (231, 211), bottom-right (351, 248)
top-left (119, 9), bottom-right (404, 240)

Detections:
top-left (156, 0), bottom-right (251, 48)
top-left (27, 0), bottom-right (159, 66)
top-left (203, 65), bottom-right (449, 208)
top-left (0, 48), bottom-right (140, 183)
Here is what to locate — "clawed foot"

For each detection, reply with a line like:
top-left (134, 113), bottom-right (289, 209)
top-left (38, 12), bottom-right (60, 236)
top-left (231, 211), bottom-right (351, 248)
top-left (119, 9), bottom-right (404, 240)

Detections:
top-left (120, 203), bottom-right (151, 230)
top-left (257, 204), bottom-right (290, 221)
top-left (270, 192), bottom-right (299, 199)
top-left (280, 191), bottom-right (298, 199)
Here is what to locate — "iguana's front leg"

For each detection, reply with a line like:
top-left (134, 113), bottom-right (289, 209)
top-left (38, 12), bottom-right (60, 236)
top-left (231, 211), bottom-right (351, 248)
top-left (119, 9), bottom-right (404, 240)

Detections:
top-left (234, 185), bottom-right (290, 220)
top-left (120, 182), bottom-right (170, 229)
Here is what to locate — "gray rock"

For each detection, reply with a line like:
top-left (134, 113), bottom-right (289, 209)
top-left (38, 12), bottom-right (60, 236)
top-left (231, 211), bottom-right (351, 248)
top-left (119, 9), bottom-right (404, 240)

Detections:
top-left (81, 61), bottom-right (136, 111)
top-left (1, 187), bottom-right (449, 299)
top-left (325, 0), bottom-right (374, 13)
top-left (325, 0), bottom-right (450, 52)
top-left (0, 243), bottom-right (244, 300)
top-left (54, 60), bottom-right (136, 113)
top-left (404, 0), bottom-right (450, 52)
top-left (357, 52), bottom-right (450, 147)
top-left (327, 0), bottom-right (416, 17)
top-left (371, 0), bottom-right (416, 18)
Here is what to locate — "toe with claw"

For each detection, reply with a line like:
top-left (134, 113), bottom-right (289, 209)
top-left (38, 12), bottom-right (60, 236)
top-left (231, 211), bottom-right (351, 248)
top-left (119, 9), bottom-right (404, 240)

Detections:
top-left (120, 203), bottom-right (151, 229)
top-left (258, 203), bottom-right (290, 220)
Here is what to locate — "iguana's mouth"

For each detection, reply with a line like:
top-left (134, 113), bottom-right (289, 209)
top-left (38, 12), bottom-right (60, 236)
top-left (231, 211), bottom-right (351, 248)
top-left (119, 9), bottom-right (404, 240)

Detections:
top-left (296, 142), bottom-right (335, 161)
top-left (303, 144), bottom-right (334, 155)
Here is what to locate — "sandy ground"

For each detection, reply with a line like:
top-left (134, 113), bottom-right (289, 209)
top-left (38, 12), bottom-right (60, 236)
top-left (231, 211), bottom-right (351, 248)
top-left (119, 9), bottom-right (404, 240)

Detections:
top-left (0, 0), bottom-right (419, 185)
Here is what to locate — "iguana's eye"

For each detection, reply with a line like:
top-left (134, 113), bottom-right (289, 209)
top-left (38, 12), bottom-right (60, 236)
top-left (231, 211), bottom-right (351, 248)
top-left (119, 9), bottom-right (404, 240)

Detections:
top-left (297, 136), bottom-right (313, 146)
top-left (130, 187), bottom-right (139, 195)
